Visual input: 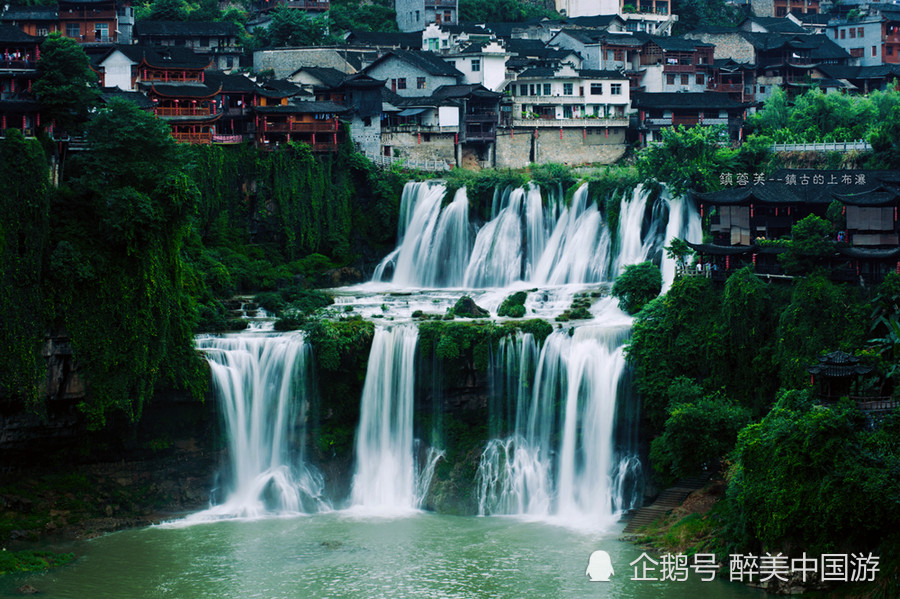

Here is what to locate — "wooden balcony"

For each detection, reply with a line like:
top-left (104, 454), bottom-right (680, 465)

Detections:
top-left (465, 111), bottom-right (498, 123)
top-left (662, 64), bottom-right (697, 72)
top-left (262, 121), bottom-right (339, 133)
top-left (156, 106), bottom-right (213, 117)
top-left (172, 131), bottom-right (212, 144)
top-left (0, 60), bottom-right (37, 71)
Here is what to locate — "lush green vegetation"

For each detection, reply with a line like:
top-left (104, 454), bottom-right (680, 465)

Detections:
top-left (33, 34), bottom-right (99, 135)
top-left (612, 261), bottom-right (661, 314)
top-left (497, 291), bottom-right (528, 318)
top-left (458, 0), bottom-right (560, 22)
top-left (0, 550), bottom-right (75, 575)
top-left (630, 258), bottom-right (896, 571)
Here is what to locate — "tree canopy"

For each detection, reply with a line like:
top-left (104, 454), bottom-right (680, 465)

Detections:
top-left (33, 33), bottom-right (99, 135)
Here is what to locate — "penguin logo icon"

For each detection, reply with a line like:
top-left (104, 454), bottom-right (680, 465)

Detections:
top-left (586, 550), bottom-right (614, 582)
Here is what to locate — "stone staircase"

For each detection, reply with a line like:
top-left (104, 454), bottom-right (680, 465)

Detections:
top-left (621, 472), bottom-right (712, 535)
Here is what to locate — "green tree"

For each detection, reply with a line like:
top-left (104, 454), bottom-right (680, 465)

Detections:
top-left (778, 214), bottom-right (835, 275)
top-left (636, 125), bottom-right (737, 196)
top-left (626, 276), bottom-right (721, 433)
top-left (458, 0), bottom-right (559, 22)
top-left (48, 99), bottom-right (205, 427)
top-left (612, 261), bottom-right (662, 314)
top-left (32, 33), bottom-right (99, 135)
top-left (0, 130), bottom-right (50, 404)
top-left (716, 266), bottom-right (780, 412)
top-left (256, 6), bottom-right (332, 47)
top-left (727, 390), bottom-right (900, 553)
top-left (671, 0), bottom-right (743, 35)
top-left (773, 273), bottom-right (866, 388)
top-left (650, 378), bottom-right (750, 479)
top-left (329, 0), bottom-right (397, 34)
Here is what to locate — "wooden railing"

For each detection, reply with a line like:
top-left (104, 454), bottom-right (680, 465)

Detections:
top-left (172, 131), bottom-right (213, 144)
top-left (262, 121), bottom-right (338, 133)
top-left (212, 134), bottom-right (248, 144)
top-left (156, 107), bottom-right (213, 117)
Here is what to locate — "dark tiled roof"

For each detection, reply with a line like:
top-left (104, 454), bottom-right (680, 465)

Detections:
top-left (254, 100), bottom-right (347, 114)
top-left (564, 15), bottom-right (622, 28)
top-left (100, 87), bottom-right (155, 109)
top-left (134, 20), bottom-right (240, 38)
top-left (204, 71), bottom-right (259, 93)
top-left (819, 64), bottom-right (900, 80)
top-left (430, 83), bottom-right (500, 100)
top-left (0, 23), bottom-right (40, 44)
top-left (632, 91), bottom-right (748, 110)
top-left (0, 6), bottom-right (58, 22)
top-left (648, 35), bottom-right (714, 51)
top-left (366, 49), bottom-right (462, 78)
top-left (790, 12), bottom-right (831, 25)
top-left (345, 30), bottom-right (421, 48)
top-left (291, 66), bottom-right (348, 89)
top-left (102, 44), bottom-right (212, 69)
top-left (742, 16), bottom-right (806, 33)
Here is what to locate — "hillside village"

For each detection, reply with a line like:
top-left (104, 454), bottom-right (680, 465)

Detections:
top-left (1, 0), bottom-right (899, 169)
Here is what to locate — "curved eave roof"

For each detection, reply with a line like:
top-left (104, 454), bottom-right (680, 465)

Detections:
top-left (686, 241), bottom-right (759, 255)
top-left (149, 83), bottom-right (222, 99)
top-left (833, 190), bottom-right (900, 206)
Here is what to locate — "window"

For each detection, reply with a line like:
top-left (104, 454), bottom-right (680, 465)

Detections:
top-left (444, 10), bottom-right (452, 22)
top-left (417, 77), bottom-right (426, 89)
top-left (520, 84), bottom-right (528, 96)
top-left (37, 27), bottom-right (48, 36)
top-left (590, 83), bottom-right (603, 94)
top-left (614, 49), bottom-right (624, 61)
top-left (397, 78), bottom-right (406, 90)
top-left (530, 84), bottom-right (537, 95)
top-left (850, 28), bottom-right (856, 39)
top-left (666, 73), bottom-right (676, 85)
top-left (696, 73), bottom-right (704, 85)
top-left (834, 30), bottom-right (838, 39)
top-left (873, 46), bottom-right (877, 57)
top-left (543, 83), bottom-right (551, 95)
top-left (415, 10), bottom-right (420, 21)
top-left (563, 105), bottom-right (572, 118)
top-left (471, 59), bottom-right (480, 72)
top-left (889, 47), bottom-right (895, 56)
top-left (563, 83), bottom-right (573, 95)
top-left (850, 48), bottom-right (864, 57)
top-left (759, 85), bottom-right (766, 93)
top-left (858, 27), bottom-right (864, 37)
top-left (841, 29), bottom-right (846, 39)
top-left (611, 83), bottom-right (622, 95)
top-left (66, 23), bottom-right (80, 37)
top-left (681, 74), bottom-right (689, 85)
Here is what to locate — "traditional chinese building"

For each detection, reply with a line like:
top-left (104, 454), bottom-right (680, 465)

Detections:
top-left (688, 170), bottom-right (900, 283)
top-left (0, 25), bottom-right (41, 134)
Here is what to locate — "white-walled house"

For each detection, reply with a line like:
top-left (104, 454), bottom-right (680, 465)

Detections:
top-left (443, 40), bottom-right (509, 91)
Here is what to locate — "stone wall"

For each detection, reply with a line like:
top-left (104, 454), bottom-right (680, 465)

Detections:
top-left (381, 131), bottom-right (458, 165)
top-left (495, 126), bottom-right (626, 168)
top-left (684, 32), bottom-right (756, 63)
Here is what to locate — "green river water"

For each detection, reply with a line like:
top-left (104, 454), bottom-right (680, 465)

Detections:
top-left (2, 513), bottom-right (766, 598)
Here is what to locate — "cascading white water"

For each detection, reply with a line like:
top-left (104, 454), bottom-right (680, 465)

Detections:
top-left (189, 333), bottom-right (326, 521)
top-left (351, 325), bottom-right (439, 513)
top-left (373, 181), bottom-right (700, 289)
top-left (477, 326), bottom-right (641, 529)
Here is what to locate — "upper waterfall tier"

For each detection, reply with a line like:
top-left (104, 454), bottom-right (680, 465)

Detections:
top-left (372, 180), bottom-right (701, 289)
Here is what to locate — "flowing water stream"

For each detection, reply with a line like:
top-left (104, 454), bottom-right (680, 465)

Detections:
top-left (3, 180), bottom-right (731, 598)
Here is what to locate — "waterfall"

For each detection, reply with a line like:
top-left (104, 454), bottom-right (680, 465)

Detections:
top-left (477, 326), bottom-right (642, 529)
top-left (351, 325), bottom-right (439, 513)
top-left (373, 181), bottom-right (699, 289)
top-left (189, 332), bottom-right (326, 521)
